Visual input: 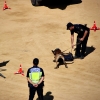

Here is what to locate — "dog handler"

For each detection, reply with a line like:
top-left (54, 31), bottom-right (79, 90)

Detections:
top-left (66, 22), bottom-right (90, 59)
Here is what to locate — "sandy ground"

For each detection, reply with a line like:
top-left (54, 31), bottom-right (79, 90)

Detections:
top-left (0, 0), bottom-right (100, 100)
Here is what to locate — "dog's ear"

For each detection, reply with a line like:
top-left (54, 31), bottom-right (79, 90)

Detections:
top-left (84, 24), bottom-right (87, 27)
top-left (52, 50), bottom-right (56, 55)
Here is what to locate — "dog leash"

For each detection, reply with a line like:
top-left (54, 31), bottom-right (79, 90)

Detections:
top-left (62, 42), bottom-right (81, 53)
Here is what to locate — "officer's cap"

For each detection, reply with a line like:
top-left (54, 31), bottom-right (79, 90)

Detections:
top-left (66, 22), bottom-right (73, 30)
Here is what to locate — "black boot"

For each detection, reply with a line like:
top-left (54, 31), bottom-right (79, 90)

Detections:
top-left (80, 53), bottom-right (85, 59)
top-left (74, 51), bottom-right (81, 59)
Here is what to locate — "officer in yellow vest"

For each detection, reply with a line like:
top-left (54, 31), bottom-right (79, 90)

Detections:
top-left (26, 58), bottom-right (45, 100)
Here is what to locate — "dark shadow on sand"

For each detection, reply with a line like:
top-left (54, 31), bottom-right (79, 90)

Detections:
top-left (74, 46), bottom-right (95, 58)
top-left (36, 91), bottom-right (54, 100)
top-left (0, 60), bottom-right (10, 67)
top-left (0, 68), bottom-right (7, 78)
top-left (0, 73), bottom-right (6, 78)
top-left (85, 46), bottom-right (96, 57)
top-left (41, 0), bottom-right (82, 10)
top-left (0, 60), bottom-right (10, 78)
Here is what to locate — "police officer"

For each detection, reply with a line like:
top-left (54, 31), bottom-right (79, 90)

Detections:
top-left (26, 58), bottom-right (45, 100)
top-left (66, 22), bottom-right (90, 59)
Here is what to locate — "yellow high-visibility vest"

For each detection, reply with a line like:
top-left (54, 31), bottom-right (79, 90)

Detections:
top-left (29, 72), bottom-right (42, 84)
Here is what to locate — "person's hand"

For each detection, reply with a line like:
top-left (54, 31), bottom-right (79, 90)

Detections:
top-left (71, 44), bottom-right (74, 49)
top-left (79, 38), bottom-right (84, 41)
top-left (33, 83), bottom-right (38, 87)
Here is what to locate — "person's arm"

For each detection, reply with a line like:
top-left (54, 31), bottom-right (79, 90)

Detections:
top-left (37, 76), bottom-right (44, 85)
top-left (38, 68), bottom-right (45, 85)
top-left (26, 69), bottom-right (38, 87)
top-left (71, 34), bottom-right (74, 48)
top-left (27, 77), bottom-right (38, 87)
top-left (80, 30), bottom-right (88, 41)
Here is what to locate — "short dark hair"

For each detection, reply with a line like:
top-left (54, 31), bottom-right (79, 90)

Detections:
top-left (33, 58), bottom-right (39, 65)
top-left (66, 22), bottom-right (73, 30)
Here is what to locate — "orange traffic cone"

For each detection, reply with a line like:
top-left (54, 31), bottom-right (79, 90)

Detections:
top-left (90, 21), bottom-right (100, 32)
top-left (3, 1), bottom-right (11, 10)
top-left (18, 64), bottom-right (22, 72)
top-left (93, 21), bottom-right (96, 28)
top-left (14, 64), bottom-right (24, 76)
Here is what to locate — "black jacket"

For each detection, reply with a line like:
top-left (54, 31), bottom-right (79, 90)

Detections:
top-left (71, 24), bottom-right (90, 38)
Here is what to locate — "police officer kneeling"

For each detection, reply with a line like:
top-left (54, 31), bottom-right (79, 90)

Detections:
top-left (26, 58), bottom-right (45, 100)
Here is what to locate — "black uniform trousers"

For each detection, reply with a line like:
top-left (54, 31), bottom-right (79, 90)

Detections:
top-left (75, 30), bottom-right (90, 57)
top-left (29, 85), bottom-right (43, 100)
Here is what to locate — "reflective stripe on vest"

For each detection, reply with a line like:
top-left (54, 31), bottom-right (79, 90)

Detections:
top-left (29, 72), bottom-right (42, 83)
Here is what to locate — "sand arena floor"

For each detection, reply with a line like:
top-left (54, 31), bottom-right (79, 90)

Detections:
top-left (0, 0), bottom-right (100, 100)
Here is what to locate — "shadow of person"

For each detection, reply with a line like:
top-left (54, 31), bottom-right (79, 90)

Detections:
top-left (41, 0), bottom-right (82, 10)
top-left (85, 46), bottom-right (96, 57)
top-left (36, 91), bottom-right (54, 100)
top-left (0, 73), bottom-right (6, 78)
top-left (0, 60), bottom-right (9, 78)
top-left (0, 60), bottom-right (10, 67)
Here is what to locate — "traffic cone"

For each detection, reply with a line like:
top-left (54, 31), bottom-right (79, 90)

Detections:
top-left (14, 64), bottom-right (24, 76)
top-left (93, 21), bottom-right (96, 28)
top-left (3, 1), bottom-right (11, 10)
top-left (18, 64), bottom-right (23, 73)
top-left (20, 64), bottom-right (24, 76)
top-left (90, 21), bottom-right (100, 32)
